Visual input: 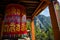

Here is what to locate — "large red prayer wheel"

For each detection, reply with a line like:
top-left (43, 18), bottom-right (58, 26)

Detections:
top-left (2, 4), bottom-right (27, 38)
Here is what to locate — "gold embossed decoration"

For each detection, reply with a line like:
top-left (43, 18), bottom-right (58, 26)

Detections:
top-left (2, 4), bottom-right (27, 36)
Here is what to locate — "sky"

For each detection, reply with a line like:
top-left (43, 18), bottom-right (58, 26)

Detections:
top-left (57, 0), bottom-right (60, 3)
top-left (39, 7), bottom-right (50, 17)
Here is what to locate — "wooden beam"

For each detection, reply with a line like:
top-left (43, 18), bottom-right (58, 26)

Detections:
top-left (26, 7), bottom-right (36, 9)
top-left (49, 2), bottom-right (60, 40)
top-left (32, 1), bottom-right (44, 17)
top-left (27, 16), bottom-right (31, 19)
top-left (20, 1), bottom-right (39, 4)
top-left (31, 19), bottom-right (35, 40)
top-left (32, 2), bottom-right (49, 19)
top-left (24, 3), bottom-right (38, 7)
top-left (40, 0), bottom-right (51, 4)
top-left (40, 0), bottom-right (49, 1)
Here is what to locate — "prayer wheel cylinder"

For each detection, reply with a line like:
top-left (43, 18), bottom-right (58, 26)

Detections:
top-left (2, 4), bottom-right (27, 38)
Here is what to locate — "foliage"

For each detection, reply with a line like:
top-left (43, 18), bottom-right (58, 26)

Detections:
top-left (26, 16), bottom-right (54, 40)
top-left (26, 20), bottom-right (31, 30)
top-left (34, 25), bottom-right (54, 40)
top-left (34, 15), bottom-right (54, 40)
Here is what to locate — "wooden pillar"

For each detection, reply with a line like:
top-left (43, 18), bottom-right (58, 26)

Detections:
top-left (0, 14), bottom-right (3, 40)
top-left (49, 2), bottom-right (60, 40)
top-left (31, 19), bottom-right (35, 40)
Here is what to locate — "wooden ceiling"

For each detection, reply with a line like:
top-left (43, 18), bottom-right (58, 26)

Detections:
top-left (0, 0), bottom-right (50, 18)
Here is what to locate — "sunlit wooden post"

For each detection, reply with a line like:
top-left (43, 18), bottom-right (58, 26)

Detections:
top-left (49, 2), bottom-right (60, 40)
top-left (31, 18), bottom-right (35, 40)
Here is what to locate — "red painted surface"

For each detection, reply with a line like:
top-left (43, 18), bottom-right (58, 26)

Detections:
top-left (2, 4), bottom-right (27, 36)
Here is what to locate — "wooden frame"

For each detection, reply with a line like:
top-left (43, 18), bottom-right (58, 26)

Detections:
top-left (30, 0), bottom-right (60, 40)
top-left (49, 2), bottom-right (60, 40)
top-left (0, 0), bottom-right (60, 40)
top-left (31, 19), bottom-right (35, 40)
top-left (32, 1), bottom-right (50, 19)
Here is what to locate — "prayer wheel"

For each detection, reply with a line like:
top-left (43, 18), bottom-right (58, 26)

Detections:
top-left (2, 4), bottom-right (27, 39)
